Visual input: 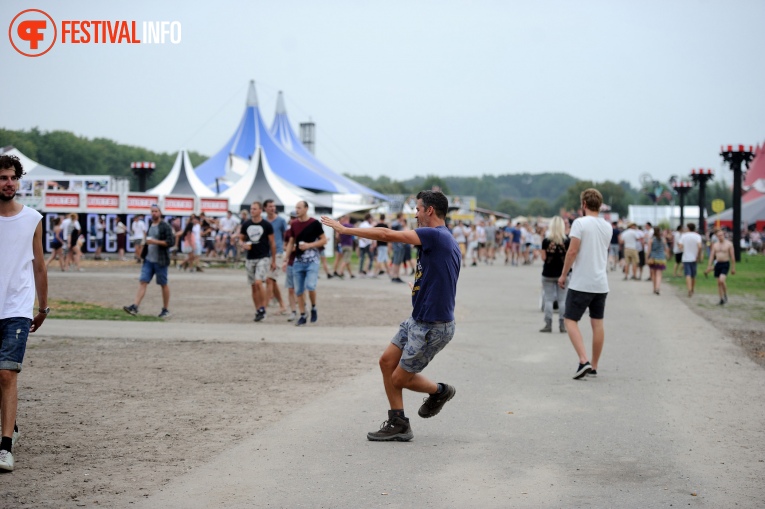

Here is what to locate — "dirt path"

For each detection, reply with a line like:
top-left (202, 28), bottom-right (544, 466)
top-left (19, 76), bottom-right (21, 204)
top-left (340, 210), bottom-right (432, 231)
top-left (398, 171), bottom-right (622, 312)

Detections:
top-left (4, 265), bottom-right (394, 507)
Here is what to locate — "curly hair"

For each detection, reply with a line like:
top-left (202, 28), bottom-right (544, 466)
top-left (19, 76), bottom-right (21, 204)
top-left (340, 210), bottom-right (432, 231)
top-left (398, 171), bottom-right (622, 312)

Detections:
top-left (0, 154), bottom-right (24, 179)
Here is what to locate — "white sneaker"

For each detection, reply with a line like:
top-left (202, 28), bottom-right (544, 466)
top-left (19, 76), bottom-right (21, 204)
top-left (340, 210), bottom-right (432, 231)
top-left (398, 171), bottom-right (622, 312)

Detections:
top-left (0, 449), bottom-right (14, 471)
top-left (287, 311), bottom-right (297, 322)
top-left (12, 429), bottom-right (19, 447)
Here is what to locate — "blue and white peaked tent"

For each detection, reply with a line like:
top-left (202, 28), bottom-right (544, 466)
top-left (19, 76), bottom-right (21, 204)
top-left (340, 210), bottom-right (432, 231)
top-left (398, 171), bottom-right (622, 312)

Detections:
top-left (195, 81), bottom-right (339, 194)
top-left (270, 92), bottom-right (388, 201)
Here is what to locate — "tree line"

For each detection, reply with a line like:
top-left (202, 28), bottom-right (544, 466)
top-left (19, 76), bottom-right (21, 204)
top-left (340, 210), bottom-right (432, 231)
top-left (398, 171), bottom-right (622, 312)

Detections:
top-left (1, 127), bottom-right (732, 217)
top-left (0, 127), bottom-right (206, 190)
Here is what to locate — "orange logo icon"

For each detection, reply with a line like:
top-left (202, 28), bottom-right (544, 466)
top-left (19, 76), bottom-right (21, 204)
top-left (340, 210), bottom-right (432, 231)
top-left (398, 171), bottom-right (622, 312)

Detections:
top-left (9, 9), bottom-right (57, 57)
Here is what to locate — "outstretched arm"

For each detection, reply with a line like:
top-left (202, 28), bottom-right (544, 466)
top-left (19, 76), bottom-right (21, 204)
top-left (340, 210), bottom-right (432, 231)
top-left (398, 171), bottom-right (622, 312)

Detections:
top-left (320, 216), bottom-right (422, 246)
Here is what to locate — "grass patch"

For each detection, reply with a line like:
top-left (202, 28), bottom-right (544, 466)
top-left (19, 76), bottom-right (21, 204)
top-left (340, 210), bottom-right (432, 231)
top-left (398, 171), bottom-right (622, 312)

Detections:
top-left (50, 300), bottom-right (163, 321)
top-left (667, 253), bottom-right (765, 322)
top-left (666, 253), bottom-right (765, 298)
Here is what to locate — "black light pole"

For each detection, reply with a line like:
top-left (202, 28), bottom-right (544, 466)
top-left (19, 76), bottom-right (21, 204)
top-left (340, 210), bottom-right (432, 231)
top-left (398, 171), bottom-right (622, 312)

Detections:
top-left (131, 162), bottom-right (156, 192)
top-left (672, 181), bottom-right (693, 227)
top-left (689, 168), bottom-right (714, 236)
top-left (720, 144), bottom-right (755, 262)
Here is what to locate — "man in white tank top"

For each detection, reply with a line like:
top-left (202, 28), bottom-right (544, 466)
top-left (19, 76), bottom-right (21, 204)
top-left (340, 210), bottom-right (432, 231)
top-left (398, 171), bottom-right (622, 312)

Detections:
top-left (0, 155), bottom-right (49, 472)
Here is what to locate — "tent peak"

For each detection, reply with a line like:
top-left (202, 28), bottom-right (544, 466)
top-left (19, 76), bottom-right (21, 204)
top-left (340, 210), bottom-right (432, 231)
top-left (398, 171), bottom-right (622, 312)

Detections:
top-left (246, 80), bottom-right (259, 107)
top-left (276, 91), bottom-right (287, 114)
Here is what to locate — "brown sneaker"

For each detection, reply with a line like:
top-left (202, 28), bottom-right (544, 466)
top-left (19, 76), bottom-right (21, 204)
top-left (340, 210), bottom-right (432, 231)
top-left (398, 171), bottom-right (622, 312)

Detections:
top-left (418, 384), bottom-right (456, 418)
top-left (367, 416), bottom-right (413, 442)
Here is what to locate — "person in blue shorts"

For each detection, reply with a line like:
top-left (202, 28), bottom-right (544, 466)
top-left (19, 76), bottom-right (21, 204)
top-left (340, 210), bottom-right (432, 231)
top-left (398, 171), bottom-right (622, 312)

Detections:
top-left (0, 154), bottom-right (50, 472)
top-left (123, 204), bottom-right (175, 318)
top-left (322, 190), bottom-right (461, 442)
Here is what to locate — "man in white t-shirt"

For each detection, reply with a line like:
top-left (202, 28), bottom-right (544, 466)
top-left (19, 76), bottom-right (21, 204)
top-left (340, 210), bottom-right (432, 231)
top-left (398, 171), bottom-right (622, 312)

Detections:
top-left (0, 155), bottom-right (49, 472)
top-left (619, 223), bottom-right (640, 280)
top-left (678, 222), bottom-right (704, 297)
top-left (558, 188), bottom-right (612, 380)
top-left (451, 221), bottom-right (467, 266)
top-left (130, 215), bottom-right (147, 262)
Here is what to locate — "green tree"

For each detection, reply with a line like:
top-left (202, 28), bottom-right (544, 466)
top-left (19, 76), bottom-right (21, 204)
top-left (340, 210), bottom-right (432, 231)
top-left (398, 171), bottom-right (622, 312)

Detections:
top-left (420, 175), bottom-right (451, 195)
top-left (496, 199), bottom-right (523, 217)
top-left (525, 198), bottom-right (552, 217)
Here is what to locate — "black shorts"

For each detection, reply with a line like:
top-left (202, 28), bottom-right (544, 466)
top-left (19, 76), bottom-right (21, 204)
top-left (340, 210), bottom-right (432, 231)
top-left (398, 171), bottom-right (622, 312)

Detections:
top-left (714, 261), bottom-right (730, 278)
top-left (675, 253), bottom-right (682, 264)
top-left (564, 289), bottom-right (608, 321)
top-left (638, 251), bottom-right (645, 267)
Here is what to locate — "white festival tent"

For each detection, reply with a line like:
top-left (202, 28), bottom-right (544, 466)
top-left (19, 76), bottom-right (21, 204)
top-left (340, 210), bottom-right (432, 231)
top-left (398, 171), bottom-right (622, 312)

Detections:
top-left (1, 146), bottom-right (66, 177)
top-left (220, 147), bottom-right (332, 213)
top-left (147, 149), bottom-right (215, 197)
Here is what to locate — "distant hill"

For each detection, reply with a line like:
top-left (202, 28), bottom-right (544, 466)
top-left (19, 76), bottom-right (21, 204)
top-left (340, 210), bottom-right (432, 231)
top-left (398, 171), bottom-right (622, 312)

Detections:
top-left (0, 127), bottom-right (207, 190)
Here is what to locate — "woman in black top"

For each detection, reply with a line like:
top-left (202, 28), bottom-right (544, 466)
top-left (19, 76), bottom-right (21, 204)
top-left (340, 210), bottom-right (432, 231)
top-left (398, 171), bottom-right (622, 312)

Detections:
top-left (540, 216), bottom-right (570, 333)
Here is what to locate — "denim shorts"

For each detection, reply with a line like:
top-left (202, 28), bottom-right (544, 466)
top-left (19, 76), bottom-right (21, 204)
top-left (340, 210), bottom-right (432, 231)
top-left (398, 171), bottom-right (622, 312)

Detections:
top-left (140, 260), bottom-right (169, 285)
top-left (683, 262), bottom-right (697, 278)
top-left (285, 265), bottom-right (295, 289)
top-left (0, 317), bottom-right (32, 372)
top-left (293, 260), bottom-right (319, 296)
top-left (392, 317), bottom-right (455, 373)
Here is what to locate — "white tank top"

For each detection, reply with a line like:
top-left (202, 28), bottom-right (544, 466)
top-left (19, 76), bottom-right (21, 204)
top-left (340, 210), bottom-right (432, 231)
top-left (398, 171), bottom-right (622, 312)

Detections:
top-left (0, 206), bottom-right (42, 319)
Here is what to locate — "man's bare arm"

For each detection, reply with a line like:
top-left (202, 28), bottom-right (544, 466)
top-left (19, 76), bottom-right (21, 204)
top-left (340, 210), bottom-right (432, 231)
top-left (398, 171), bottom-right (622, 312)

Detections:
top-left (321, 216), bottom-right (421, 246)
top-left (557, 237), bottom-right (580, 288)
top-left (31, 221), bottom-right (48, 332)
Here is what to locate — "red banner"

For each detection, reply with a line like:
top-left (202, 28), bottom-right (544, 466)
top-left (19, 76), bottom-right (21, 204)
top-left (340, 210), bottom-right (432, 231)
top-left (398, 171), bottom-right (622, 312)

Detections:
top-left (164, 196), bottom-right (195, 212)
top-left (127, 194), bottom-right (159, 210)
top-left (86, 194), bottom-right (120, 209)
top-left (44, 192), bottom-right (80, 208)
top-left (200, 197), bottom-right (229, 214)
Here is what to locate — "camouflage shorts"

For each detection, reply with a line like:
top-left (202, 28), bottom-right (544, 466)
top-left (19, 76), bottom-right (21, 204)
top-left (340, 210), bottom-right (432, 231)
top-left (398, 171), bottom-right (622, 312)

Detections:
top-left (391, 317), bottom-right (455, 373)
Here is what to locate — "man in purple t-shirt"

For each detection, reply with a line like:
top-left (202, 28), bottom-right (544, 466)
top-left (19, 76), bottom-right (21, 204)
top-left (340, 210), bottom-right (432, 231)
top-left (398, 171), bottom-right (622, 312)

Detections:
top-left (322, 191), bottom-right (461, 442)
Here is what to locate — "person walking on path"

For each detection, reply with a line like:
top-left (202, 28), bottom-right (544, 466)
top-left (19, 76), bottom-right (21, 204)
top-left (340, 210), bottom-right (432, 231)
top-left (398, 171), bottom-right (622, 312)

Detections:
top-left (620, 222), bottom-right (640, 281)
top-left (291, 201), bottom-right (327, 326)
top-left (130, 214), bottom-right (147, 263)
top-left (705, 229), bottom-right (735, 305)
top-left (357, 213), bottom-right (374, 276)
top-left (647, 226), bottom-right (669, 295)
top-left (240, 202), bottom-right (276, 322)
top-left (558, 188), bottom-right (612, 380)
top-left (321, 190), bottom-right (461, 442)
top-left (389, 213), bottom-right (406, 283)
top-left (46, 216), bottom-right (65, 271)
top-left (679, 223), bottom-right (703, 298)
top-left (0, 155), bottom-right (49, 472)
top-left (451, 220), bottom-right (468, 267)
top-left (264, 199), bottom-right (288, 315)
top-left (123, 204), bottom-right (175, 318)
top-left (540, 216), bottom-right (570, 333)
top-left (672, 225), bottom-right (684, 278)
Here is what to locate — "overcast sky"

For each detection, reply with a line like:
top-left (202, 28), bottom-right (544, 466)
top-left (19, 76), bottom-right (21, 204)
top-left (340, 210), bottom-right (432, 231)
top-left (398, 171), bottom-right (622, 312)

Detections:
top-left (2, 0), bottom-right (763, 188)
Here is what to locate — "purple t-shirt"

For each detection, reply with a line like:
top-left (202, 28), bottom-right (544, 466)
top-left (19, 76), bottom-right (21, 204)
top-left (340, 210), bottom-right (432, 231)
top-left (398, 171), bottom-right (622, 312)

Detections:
top-left (339, 223), bottom-right (354, 247)
top-left (411, 226), bottom-right (461, 322)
